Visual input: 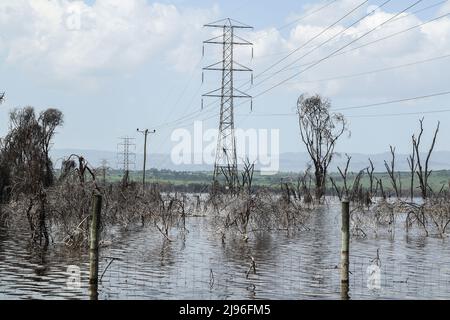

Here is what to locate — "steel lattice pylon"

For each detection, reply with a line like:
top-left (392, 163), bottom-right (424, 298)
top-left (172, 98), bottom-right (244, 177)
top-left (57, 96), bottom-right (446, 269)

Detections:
top-left (117, 137), bottom-right (136, 172)
top-left (202, 18), bottom-right (253, 190)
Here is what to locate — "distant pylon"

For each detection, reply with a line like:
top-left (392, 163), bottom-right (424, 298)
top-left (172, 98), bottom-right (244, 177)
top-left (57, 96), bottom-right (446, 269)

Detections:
top-left (202, 18), bottom-right (253, 190)
top-left (117, 137), bottom-right (136, 173)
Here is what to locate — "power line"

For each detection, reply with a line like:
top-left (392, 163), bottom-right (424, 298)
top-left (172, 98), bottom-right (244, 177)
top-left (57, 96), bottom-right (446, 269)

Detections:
top-left (151, 0), bottom-right (444, 139)
top-left (334, 90), bottom-right (450, 111)
top-left (151, 0), bottom-right (446, 131)
top-left (235, 108), bottom-right (450, 118)
top-left (251, 0), bottom-right (449, 62)
top-left (251, 0), bottom-right (424, 99)
top-left (251, 0), bottom-right (391, 90)
top-left (252, 0), bottom-right (371, 83)
top-left (266, 53), bottom-right (450, 85)
top-left (268, 11), bottom-right (450, 78)
top-left (259, 0), bottom-right (340, 36)
top-left (347, 108), bottom-right (450, 118)
top-left (234, 91), bottom-right (450, 116)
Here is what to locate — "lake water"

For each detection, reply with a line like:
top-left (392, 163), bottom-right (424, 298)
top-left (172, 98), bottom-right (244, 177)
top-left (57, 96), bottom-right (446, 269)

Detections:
top-left (1, 204), bottom-right (449, 300)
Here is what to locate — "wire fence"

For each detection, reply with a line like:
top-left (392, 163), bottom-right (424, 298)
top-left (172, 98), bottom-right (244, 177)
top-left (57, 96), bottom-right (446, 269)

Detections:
top-left (87, 251), bottom-right (450, 300)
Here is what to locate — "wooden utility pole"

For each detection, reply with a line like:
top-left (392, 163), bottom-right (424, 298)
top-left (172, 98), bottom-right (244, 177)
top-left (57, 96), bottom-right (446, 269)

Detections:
top-left (89, 193), bottom-right (102, 300)
top-left (137, 128), bottom-right (156, 191)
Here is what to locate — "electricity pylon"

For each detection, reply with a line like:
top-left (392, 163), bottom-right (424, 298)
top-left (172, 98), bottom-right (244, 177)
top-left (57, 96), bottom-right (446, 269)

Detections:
top-left (99, 159), bottom-right (110, 185)
top-left (117, 137), bottom-right (136, 172)
top-left (202, 18), bottom-right (253, 190)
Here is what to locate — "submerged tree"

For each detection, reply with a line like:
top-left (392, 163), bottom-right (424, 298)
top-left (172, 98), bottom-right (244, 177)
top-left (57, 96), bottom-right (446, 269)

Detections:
top-left (0, 93), bottom-right (8, 203)
top-left (0, 106), bottom-right (63, 245)
top-left (412, 118), bottom-right (440, 200)
top-left (297, 94), bottom-right (348, 201)
top-left (1, 107), bottom-right (63, 194)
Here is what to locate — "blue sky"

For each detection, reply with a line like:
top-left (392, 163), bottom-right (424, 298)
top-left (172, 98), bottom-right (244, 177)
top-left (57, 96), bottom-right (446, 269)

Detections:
top-left (1, 0), bottom-right (450, 165)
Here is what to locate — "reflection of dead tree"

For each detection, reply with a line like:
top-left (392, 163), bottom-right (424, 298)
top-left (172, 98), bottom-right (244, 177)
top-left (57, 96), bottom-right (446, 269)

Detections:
top-left (412, 118), bottom-right (440, 200)
top-left (246, 256), bottom-right (257, 279)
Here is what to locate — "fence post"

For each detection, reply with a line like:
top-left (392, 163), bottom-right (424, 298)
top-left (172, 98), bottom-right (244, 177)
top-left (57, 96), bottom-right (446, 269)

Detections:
top-left (341, 198), bottom-right (350, 300)
top-left (89, 193), bottom-right (102, 300)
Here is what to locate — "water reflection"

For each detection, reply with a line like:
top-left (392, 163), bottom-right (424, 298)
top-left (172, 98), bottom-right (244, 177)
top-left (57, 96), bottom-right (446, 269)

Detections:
top-left (0, 205), bottom-right (450, 300)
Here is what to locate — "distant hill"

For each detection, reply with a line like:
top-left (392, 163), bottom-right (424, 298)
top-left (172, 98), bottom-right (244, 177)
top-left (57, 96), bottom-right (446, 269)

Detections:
top-left (50, 149), bottom-right (450, 172)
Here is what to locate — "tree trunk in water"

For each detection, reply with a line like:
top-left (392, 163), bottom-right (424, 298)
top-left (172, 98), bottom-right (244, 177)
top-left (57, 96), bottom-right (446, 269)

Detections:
top-left (314, 168), bottom-right (325, 202)
top-left (38, 191), bottom-right (49, 247)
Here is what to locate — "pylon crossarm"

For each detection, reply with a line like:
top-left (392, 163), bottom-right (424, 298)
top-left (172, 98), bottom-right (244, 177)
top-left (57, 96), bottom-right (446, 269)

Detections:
top-left (203, 35), bottom-right (223, 44)
top-left (234, 88), bottom-right (252, 98)
top-left (203, 41), bottom-right (253, 45)
top-left (233, 35), bottom-right (253, 45)
top-left (203, 61), bottom-right (225, 71)
top-left (204, 18), bottom-right (253, 29)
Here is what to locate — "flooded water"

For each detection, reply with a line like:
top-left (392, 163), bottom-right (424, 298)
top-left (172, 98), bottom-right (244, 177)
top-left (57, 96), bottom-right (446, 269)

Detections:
top-left (1, 204), bottom-right (450, 300)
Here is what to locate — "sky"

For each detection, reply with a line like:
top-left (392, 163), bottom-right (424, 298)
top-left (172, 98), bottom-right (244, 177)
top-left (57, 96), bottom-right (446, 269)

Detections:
top-left (1, 0), bottom-right (450, 166)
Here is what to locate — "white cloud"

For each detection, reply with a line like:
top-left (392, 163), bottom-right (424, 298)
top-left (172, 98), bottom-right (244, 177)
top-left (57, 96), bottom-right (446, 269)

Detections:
top-left (249, 1), bottom-right (450, 102)
top-left (0, 0), bottom-right (218, 82)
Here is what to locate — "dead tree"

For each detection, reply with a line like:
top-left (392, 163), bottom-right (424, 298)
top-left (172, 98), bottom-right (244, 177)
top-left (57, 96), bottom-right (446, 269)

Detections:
top-left (239, 158), bottom-right (255, 194)
top-left (330, 154), bottom-right (366, 202)
top-left (330, 154), bottom-right (352, 200)
top-left (297, 94), bottom-right (348, 202)
top-left (384, 146), bottom-right (401, 198)
top-left (407, 144), bottom-right (417, 202)
top-left (412, 118), bottom-right (440, 199)
top-left (376, 177), bottom-right (386, 200)
top-left (0, 107), bottom-right (63, 245)
top-left (366, 158), bottom-right (375, 195)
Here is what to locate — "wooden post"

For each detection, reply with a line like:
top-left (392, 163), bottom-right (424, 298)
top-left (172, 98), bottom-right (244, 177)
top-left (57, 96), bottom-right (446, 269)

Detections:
top-left (89, 193), bottom-right (102, 300)
top-left (142, 129), bottom-right (148, 190)
top-left (137, 128), bottom-right (156, 192)
top-left (341, 198), bottom-right (350, 300)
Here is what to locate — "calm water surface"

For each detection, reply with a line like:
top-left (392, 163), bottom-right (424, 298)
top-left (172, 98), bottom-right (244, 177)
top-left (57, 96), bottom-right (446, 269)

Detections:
top-left (1, 205), bottom-right (449, 300)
